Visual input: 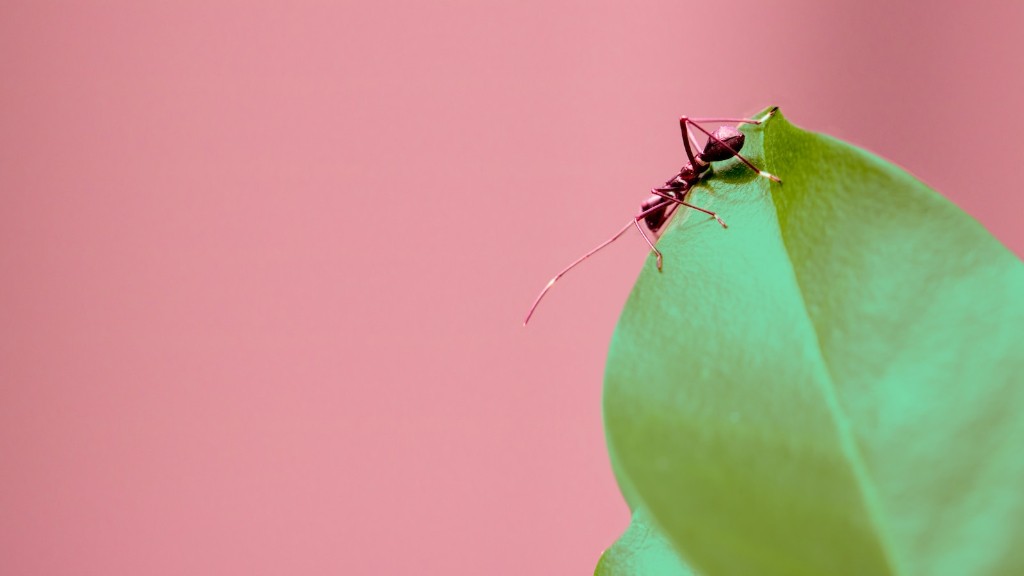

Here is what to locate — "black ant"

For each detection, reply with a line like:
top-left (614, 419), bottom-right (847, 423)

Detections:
top-left (523, 107), bottom-right (781, 325)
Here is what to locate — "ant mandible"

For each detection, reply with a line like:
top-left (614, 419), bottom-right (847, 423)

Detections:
top-left (523, 107), bottom-right (782, 326)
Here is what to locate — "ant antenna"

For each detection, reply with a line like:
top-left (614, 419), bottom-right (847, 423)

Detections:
top-left (523, 200), bottom-right (672, 326)
top-left (524, 108), bottom-right (779, 326)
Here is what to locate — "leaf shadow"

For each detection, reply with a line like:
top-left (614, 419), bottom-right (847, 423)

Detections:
top-left (707, 160), bottom-right (762, 185)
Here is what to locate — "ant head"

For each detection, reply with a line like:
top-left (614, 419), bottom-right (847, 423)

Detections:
top-left (701, 126), bottom-right (745, 162)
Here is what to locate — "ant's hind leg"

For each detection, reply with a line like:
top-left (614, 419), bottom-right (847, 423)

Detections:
top-left (632, 218), bottom-right (663, 271)
top-left (681, 199), bottom-right (728, 228)
top-left (653, 189), bottom-right (728, 229)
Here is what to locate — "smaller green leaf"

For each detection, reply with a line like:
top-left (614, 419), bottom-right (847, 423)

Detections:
top-left (595, 508), bottom-right (696, 576)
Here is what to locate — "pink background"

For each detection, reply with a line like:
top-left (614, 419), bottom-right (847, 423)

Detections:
top-left (2, 2), bottom-right (1021, 574)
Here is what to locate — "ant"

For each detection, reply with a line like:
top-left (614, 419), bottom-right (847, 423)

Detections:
top-left (523, 107), bottom-right (781, 326)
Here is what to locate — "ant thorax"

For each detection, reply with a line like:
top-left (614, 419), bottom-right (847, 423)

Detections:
top-left (666, 164), bottom-right (700, 190)
top-left (663, 178), bottom-right (688, 196)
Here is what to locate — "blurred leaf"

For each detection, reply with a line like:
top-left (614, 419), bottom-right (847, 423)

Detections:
top-left (601, 111), bottom-right (1024, 575)
top-left (595, 507), bottom-right (695, 576)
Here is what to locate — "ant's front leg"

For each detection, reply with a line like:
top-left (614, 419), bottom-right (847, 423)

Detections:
top-left (678, 118), bottom-right (702, 168)
top-left (678, 111), bottom-right (782, 183)
top-left (684, 126), bottom-right (702, 161)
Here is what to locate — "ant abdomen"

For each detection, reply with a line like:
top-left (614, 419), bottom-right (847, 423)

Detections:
top-left (640, 193), bottom-right (673, 233)
top-left (701, 126), bottom-right (745, 162)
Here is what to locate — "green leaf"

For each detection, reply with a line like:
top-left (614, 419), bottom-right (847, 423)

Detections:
top-left (601, 110), bottom-right (1024, 576)
top-left (595, 507), bottom-right (696, 576)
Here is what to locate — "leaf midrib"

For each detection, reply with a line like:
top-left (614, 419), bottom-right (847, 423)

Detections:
top-left (764, 118), bottom-right (906, 576)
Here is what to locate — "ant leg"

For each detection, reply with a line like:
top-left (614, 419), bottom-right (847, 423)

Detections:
top-left (523, 199), bottom-right (673, 325)
top-left (633, 218), bottom-right (663, 271)
top-left (682, 117), bottom-right (782, 184)
top-left (677, 107), bottom-right (779, 164)
top-left (685, 125), bottom-right (702, 158)
top-left (678, 118), bottom-right (701, 167)
top-left (653, 189), bottom-right (728, 228)
top-left (686, 106), bottom-right (779, 125)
